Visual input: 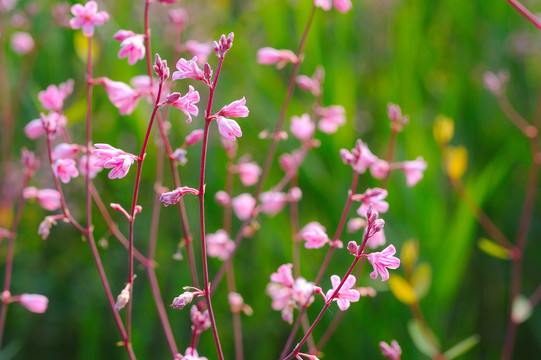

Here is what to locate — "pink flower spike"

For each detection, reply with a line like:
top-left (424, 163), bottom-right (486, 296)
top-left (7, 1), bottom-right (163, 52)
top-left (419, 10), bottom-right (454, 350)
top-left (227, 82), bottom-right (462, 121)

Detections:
top-left (217, 97), bottom-right (249, 118)
top-left (353, 188), bottom-right (389, 217)
top-left (206, 229), bottom-right (235, 261)
top-left (257, 47), bottom-right (299, 69)
top-left (290, 113), bottom-right (315, 141)
top-left (118, 34), bottom-right (146, 65)
top-left (185, 129), bottom-right (204, 146)
top-left (216, 117), bottom-right (242, 141)
top-left (270, 264), bottom-right (294, 287)
top-left (231, 193), bottom-right (256, 220)
top-left (325, 275), bottom-right (360, 311)
top-left (10, 31), bottom-right (34, 55)
top-left (91, 143), bottom-right (137, 179)
top-left (69, 1), bottom-right (109, 37)
top-left (366, 245), bottom-right (400, 281)
top-left (236, 161), bottom-right (262, 186)
top-left (170, 85), bottom-right (200, 123)
top-left (160, 186), bottom-right (199, 207)
top-left (300, 222), bottom-right (330, 249)
top-left (396, 156), bottom-right (427, 187)
top-left (380, 340), bottom-right (402, 360)
top-left (53, 158), bottom-right (79, 183)
top-left (17, 294), bottom-right (48, 313)
top-left (316, 105), bottom-right (346, 134)
top-left (185, 40), bottom-right (212, 64)
top-left (172, 56), bottom-right (205, 82)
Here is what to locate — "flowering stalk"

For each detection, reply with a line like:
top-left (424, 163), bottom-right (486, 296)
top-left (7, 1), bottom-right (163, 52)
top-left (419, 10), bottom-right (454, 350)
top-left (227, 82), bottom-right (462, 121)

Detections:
top-left (506, 0), bottom-right (541, 30)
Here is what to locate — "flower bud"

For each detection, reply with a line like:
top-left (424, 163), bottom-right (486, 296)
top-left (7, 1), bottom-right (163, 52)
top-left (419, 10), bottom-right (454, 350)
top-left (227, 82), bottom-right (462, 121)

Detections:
top-left (166, 92), bottom-right (181, 104)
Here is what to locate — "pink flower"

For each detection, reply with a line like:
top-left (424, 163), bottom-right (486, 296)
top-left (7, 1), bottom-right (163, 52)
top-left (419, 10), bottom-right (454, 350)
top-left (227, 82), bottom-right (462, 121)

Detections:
top-left (270, 263), bottom-right (294, 287)
top-left (23, 187), bottom-right (62, 211)
top-left (160, 186), bottom-right (199, 206)
top-left (53, 158), bottom-right (79, 183)
top-left (38, 79), bottom-right (74, 111)
top-left (216, 117), bottom-right (242, 141)
top-left (257, 47), bottom-right (299, 69)
top-left (24, 119), bottom-right (45, 139)
top-left (79, 154), bottom-right (103, 179)
top-left (214, 191), bottom-right (230, 206)
top-left (217, 97), bottom-right (249, 118)
top-left (17, 294), bottom-right (48, 313)
top-left (340, 139), bottom-right (379, 173)
top-left (325, 275), bottom-right (360, 311)
top-left (316, 105), bottom-right (346, 134)
top-left (179, 347), bottom-right (208, 360)
top-left (171, 287), bottom-right (204, 310)
top-left (91, 143), bottom-right (138, 179)
top-left (290, 114), bottom-right (315, 141)
top-left (116, 32), bottom-right (145, 65)
top-left (21, 148), bottom-right (40, 174)
top-left (185, 129), bottom-right (204, 146)
top-left (366, 228), bottom-right (386, 249)
top-left (347, 217), bottom-right (367, 233)
top-left (69, 1), bottom-right (109, 37)
top-left (259, 191), bottom-right (288, 216)
top-left (366, 245), bottom-right (400, 281)
top-left (97, 78), bottom-right (141, 115)
top-left (10, 31), bottom-right (34, 55)
top-left (185, 40), bottom-right (212, 64)
top-left (314, 0), bottom-right (352, 13)
top-left (170, 85), bottom-right (200, 122)
top-left (380, 340), bottom-right (402, 360)
top-left (483, 70), bottom-right (508, 96)
top-left (52, 143), bottom-right (79, 160)
top-left (370, 159), bottom-right (390, 179)
top-left (396, 156), bottom-right (427, 187)
top-left (38, 217), bottom-right (57, 240)
top-left (353, 188), bottom-right (389, 217)
top-left (172, 56), bottom-right (205, 82)
top-left (236, 161), bottom-right (261, 186)
top-left (231, 193), bottom-right (256, 220)
top-left (279, 150), bottom-right (304, 173)
top-left (172, 148), bottom-right (187, 165)
top-left (299, 222), bottom-right (330, 249)
top-left (296, 67), bottom-right (324, 96)
top-left (190, 305), bottom-right (210, 335)
top-left (206, 229), bottom-right (235, 261)
top-left (292, 278), bottom-right (315, 306)
top-left (169, 8), bottom-right (188, 30)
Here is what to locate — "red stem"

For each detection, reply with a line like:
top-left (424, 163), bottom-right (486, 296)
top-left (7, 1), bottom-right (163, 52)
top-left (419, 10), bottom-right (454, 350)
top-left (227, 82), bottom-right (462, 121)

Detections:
top-left (506, 0), bottom-right (541, 30)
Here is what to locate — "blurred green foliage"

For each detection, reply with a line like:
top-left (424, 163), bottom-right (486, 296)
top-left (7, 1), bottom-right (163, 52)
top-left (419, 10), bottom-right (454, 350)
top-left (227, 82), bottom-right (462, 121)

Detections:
top-left (1, 0), bottom-right (540, 359)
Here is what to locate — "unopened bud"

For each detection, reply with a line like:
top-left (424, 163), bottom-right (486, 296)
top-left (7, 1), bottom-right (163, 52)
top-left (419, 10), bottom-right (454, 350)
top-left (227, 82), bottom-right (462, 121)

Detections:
top-left (115, 283), bottom-right (131, 311)
top-left (204, 62), bottom-right (212, 82)
top-left (166, 92), bottom-right (182, 104)
top-left (348, 241), bottom-right (360, 255)
top-left (171, 292), bottom-right (194, 309)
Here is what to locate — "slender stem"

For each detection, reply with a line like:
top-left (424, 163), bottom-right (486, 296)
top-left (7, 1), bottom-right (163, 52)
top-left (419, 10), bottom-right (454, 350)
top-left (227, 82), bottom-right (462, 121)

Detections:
top-left (210, 4), bottom-right (316, 292)
top-left (290, 177), bottom-right (301, 278)
top-left (0, 171), bottom-right (31, 350)
top-left (497, 94), bottom-right (539, 139)
top-left (506, 0), bottom-right (541, 30)
top-left (381, 129), bottom-right (398, 188)
top-left (529, 283), bottom-right (541, 308)
top-left (0, 20), bottom-right (14, 178)
top-left (85, 33), bottom-right (94, 265)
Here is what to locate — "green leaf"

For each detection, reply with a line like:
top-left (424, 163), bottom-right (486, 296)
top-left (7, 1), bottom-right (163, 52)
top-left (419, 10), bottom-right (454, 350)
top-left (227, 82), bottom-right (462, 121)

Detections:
top-left (412, 262), bottom-right (432, 299)
top-left (443, 334), bottom-right (480, 359)
top-left (511, 295), bottom-right (533, 324)
top-left (408, 319), bottom-right (440, 358)
top-left (478, 238), bottom-right (510, 260)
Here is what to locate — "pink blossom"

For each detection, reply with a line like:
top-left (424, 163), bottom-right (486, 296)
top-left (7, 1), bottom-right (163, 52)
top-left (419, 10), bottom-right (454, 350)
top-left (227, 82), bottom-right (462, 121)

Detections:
top-left (160, 186), bottom-right (199, 207)
top-left (79, 154), bottom-right (103, 179)
top-left (24, 119), bottom-right (46, 139)
top-left (53, 158), bottom-right (79, 183)
top-left (52, 143), bottom-right (79, 160)
top-left (296, 67), bottom-right (324, 97)
top-left (217, 97), bottom-right (249, 118)
top-left (213, 32), bottom-right (234, 58)
top-left (483, 70), bottom-right (508, 96)
top-left (185, 40), bottom-right (212, 64)
top-left (190, 305), bottom-right (210, 334)
top-left (340, 139), bottom-right (378, 173)
top-left (316, 105), bottom-right (346, 134)
top-left (116, 33), bottom-right (145, 65)
top-left (171, 287), bottom-right (204, 310)
top-left (10, 31), bottom-right (34, 55)
top-left (228, 292), bottom-right (253, 315)
top-left (325, 275), bottom-right (360, 311)
top-left (366, 228), bottom-right (386, 249)
top-left (214, 191), bottom-right (230, 206)
top-left (206, 229), bottom-right (235, 261)
top-left (353, 188), bottom-right (389, 217)
top-left (172, 56), bottom-right (205, 82)
top-left (257, 47), bottom-right (299, 69)
top-left (185, 129), bottom-right (204, 146)
top-left (370, 159), bottom-right (390, 179)
top-left (288, 187), bottom-right (302, 202)
top-left (38, 217), bottom-right (56, 240)
top-left (216, 117), bottom-right (242, 141)
top-left (170, 85), bottom-right (200, 123)
top-left (172, 148), bottom-right (187, 165)
top-left (396, 156), bottom-right (427, 187)
top-left (270, 264), bottom-right (294, 287)
top-left (291, 278), bottom-right (315, 306)
top-left (17, 294), bottom-right (48, 313)
top-left (366, 245), bottom-right (400, 281)
top-left (290, 114), bottom-right (315, 141)
top-left (259, 191), bottom-right (288, 216)
top-left (315, 0), bottom-right (352, 13)
top-left (347, 217), bottom-right (367, 233)
top-left (380, 340), bottom-right (402, 360)
top-left (21, 148), bottom-right (40, 174)
top-left (179, 347), bottom-right (208, 360)
top-left (231, 193), bottom-right (256, 220)
top-left (97, 78), bottom-right (141, 115)
top-left (91, 143), bottom-right (137, 179)
top-left (23, 187), bottom-right (61, 211)
top-left (169, 8), bottom-right (188, 30)
top-left (279, 150), bottom-right (303, 173)
top-left (38, 79), bottom-right (74, 111)
top-left (299, 222), bottom-right (330, 249)
top-left (69, 1), bottom-right (109, 37)
top-left (236, 161), bottom-right (261, 186)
